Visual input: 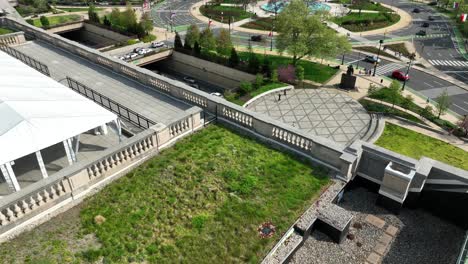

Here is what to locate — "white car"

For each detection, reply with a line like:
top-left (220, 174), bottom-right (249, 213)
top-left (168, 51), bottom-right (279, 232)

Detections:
top-left (130, 53), bottom-right (138, 59)
top-left (183, 76), bottom-right (196, 84)
top-left (151, 42), bottom-right (165, 48)
top-left (210, 92), bottom-right (223, 98)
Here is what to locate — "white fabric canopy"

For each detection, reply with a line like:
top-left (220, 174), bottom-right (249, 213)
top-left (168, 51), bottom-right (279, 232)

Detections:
top-left (0, 50), bottom-right (117, 165)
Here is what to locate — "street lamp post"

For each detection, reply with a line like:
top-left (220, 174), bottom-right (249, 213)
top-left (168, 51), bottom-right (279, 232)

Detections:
top-left (372, 39), bottom-right (384, 76)
top-left (402, 53), bottom-right (416, 90)
top-left (341, 53), bottom-right (345, 65)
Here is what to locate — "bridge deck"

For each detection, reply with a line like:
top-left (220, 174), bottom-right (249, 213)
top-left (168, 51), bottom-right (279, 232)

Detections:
top-left (14, 41), bottom-right (192, 126)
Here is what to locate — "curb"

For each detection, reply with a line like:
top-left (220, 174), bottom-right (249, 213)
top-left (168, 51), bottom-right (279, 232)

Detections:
top-left (243, 85), bottom-right (294, 108)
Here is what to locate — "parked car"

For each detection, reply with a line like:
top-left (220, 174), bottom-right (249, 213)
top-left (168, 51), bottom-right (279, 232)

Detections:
top-left (422, 22), bottom-right (429, 27)
top-left (365, 55), bottom-right (381, 63)
top-left (189, 83), bottom-right (199, 89)
top-left (183, 76), bottom-right (196, 84)
top-left (428, 16), bottom-right (435, 21)
top-left (134, 47), bottom-right (143, 53)
top-left (124, 54), bottom-right (132, 60)
top-left (392, 70), bottom-right (409, 81)
top-left (250, 35), bottom-right (263, 42)
top-left (118, 56), bottom-right (125, 60)
top-left (130, 53), bottom-right (138, 59)
top-left (151, 41), bottom-right (165, 48)
top-left (416, 30), bottom-right (427, 36)
top-left (413, 8), bottom-right (421, 13)
top-left (210, 92), bottom-right (223, 98)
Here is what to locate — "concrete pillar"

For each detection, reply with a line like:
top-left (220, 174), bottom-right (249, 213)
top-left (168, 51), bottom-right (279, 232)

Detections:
top-left (63, 140), bottom-right (74, 165)
top-left (0, 162), bottom-right (20, 192)
top-left (35, 151), bottom-right (48, 179)
top-left (100, 124), bottom-right (108, 135)
top-left (74, 135), bottom-right (80, 155)
top-left (67, 138), bottom-right (77, 162)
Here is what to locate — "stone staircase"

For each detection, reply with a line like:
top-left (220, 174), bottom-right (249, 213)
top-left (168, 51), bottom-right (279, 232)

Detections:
top-left (361, 113), bottom-right (383, 143)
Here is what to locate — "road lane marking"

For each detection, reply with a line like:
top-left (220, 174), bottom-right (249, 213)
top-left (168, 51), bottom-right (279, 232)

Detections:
top-left (424, 82), bottom-right (435, 88)
top-left (453, 104), bottom-right (468, 113)
top-left (433, 80), bottom-right (444, 85)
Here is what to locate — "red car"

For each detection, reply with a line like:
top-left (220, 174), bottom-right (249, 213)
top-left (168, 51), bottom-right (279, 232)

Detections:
top-left (392, 70), bottom-right (409, 81)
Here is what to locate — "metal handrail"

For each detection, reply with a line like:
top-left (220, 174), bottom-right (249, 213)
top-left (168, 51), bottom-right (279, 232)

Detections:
top-left (0, 44), bottom-right (50, 76)
top-left (66, 77), bottom-right (156, 129)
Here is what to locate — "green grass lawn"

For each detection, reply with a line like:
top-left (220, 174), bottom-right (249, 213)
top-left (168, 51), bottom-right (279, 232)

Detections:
top-left (383, 43), bottom-right (412, 58)
top-left (239, 52), bottom-right (338, 83)
top-left (333, 12), bottom-right (400, 32)
top-left (200, 4), bottom-right (253, 23)
top-left (375, 123), bottom-right (468, 170)
top-left (0, 27), bottom-right (14, 35)
top-left (0, 125), bottom-right (329, 263)
top-left (32, 14), bottom-right (82, 28)
top-left (58, 7), bottom-right (104, 12)
top-left (241, 17), bottom-right (276, 31)
top-left (349, 0), bottom-right (392, 12)
top-left (359, 99), bottom-right (423, 123)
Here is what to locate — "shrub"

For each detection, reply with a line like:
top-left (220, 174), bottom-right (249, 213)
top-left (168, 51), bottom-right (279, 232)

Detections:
top-left (26, 19), bottom-right (34, 25)
top-left (254, 74), bottom-right (263, 89)
top-left (229, 47), bottom-right (240, 67)
top-left (39, 16), bottom-right (50, 27)
top-left (239, 81), bottom-right (253, 94)
top-left (278, 65), bottom-right (296, 84)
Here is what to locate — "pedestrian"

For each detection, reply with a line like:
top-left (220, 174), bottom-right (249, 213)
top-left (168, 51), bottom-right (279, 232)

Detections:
top-left (278, 94), bottom-right (281, 101)
top-left (284, 90), bottom-right (287, 96)
top-left (380, 79), bottom-right (383, 84)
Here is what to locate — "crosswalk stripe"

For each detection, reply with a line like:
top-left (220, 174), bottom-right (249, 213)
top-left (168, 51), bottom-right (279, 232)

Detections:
top-left (428, 60), bottom-right (468, 67)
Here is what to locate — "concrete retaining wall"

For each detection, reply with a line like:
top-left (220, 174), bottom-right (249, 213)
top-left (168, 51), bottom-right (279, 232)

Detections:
top-left (160, 51), bottom-right (256, 91)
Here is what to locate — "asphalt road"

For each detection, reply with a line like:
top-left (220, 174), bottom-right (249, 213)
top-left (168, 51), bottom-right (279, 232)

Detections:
top-left (150, 0), bottom-right (468, 116)
top-left (341, 51), bottom-right (468, 116)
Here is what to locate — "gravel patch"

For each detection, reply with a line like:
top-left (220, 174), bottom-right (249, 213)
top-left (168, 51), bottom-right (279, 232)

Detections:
top-left (291, 185), bottom-right (464, 264)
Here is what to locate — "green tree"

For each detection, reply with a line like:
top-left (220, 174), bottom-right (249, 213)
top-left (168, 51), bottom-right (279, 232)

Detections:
top-left (276, 0), bottom-right (351, 65)
top-left (88, 4), bottom-right (100, 23)
top-left (193, 41), bottom-right (201, 55)
top-left (39, 16), bottom-right (49, 27)
top-left (109, 8), bottom-right (121, 27)
top-left (435, 89), bottom-right (451, 118)
top-left (296, 65), bottom-right (304, 86)
top-left (185, 24), bottom-right (200, 48)
top-left (103, 16), bottom-right (111, 26)
top-left (26, 19), bottom-right (34, 25)
top-left (216, 28), bottom-right (233, 56)
top-left (272, 69), bottom-right (279, 83)
top-left (247, 52), bottom-right (260, 73)
top-left (140, 12), bottom-right (153, 35)
top-left (254, 74), bottom-right (263, 89)
top-left (388, 80), bottom-right (401, 109)
top-left (199, 27), bottom-right (216, 51)
top-left (262, 56), bottom-right (272, 78)
top-left (121, 3), bottom-right (138, 30)
top-left (229, 47), bottom-right (240, 67)
top-left (174, 32), bottom-right (183, 49)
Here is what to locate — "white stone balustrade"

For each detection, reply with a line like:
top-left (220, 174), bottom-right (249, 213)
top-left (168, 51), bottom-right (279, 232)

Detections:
top-left (221, 106), bottom-right (253, 127)
top-left (0, 32), bottom-right (25, 46)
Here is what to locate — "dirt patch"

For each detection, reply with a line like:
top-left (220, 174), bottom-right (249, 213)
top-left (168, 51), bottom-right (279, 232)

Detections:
top-left (0, 204), bottom-right (100, 264)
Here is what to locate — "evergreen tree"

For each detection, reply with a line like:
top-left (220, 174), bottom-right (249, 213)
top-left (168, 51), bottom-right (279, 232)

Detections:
top-left (88, 4), bottom-right (100, 23)
top-left (39, 16), bottom-right (49, 27)
top-left (229, 47), bottom-right (240, 67)
top-left (199, 27), bottom-right (216, 51)
top-left (174, 32), bottom-right (183, 49)
top-left (193, 41), bottom-right (201, 55)
top-left (185, 24), bottom-right (200, 48)
top-left (103, 16), bottom-right (111, 26)
top-left (262, 55), bottom-right (272, 78)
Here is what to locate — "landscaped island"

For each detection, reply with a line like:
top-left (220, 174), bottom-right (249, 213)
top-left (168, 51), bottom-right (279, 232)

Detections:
top-left (0, 125), bottom-right (329, 263)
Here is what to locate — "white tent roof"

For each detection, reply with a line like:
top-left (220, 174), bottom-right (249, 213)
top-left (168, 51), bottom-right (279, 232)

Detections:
top-left (0, 50), bottom-right (117, 165)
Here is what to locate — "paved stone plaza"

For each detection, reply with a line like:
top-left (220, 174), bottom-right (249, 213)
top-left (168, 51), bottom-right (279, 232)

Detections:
top-left (246, 89), bottom-right (371, 145)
